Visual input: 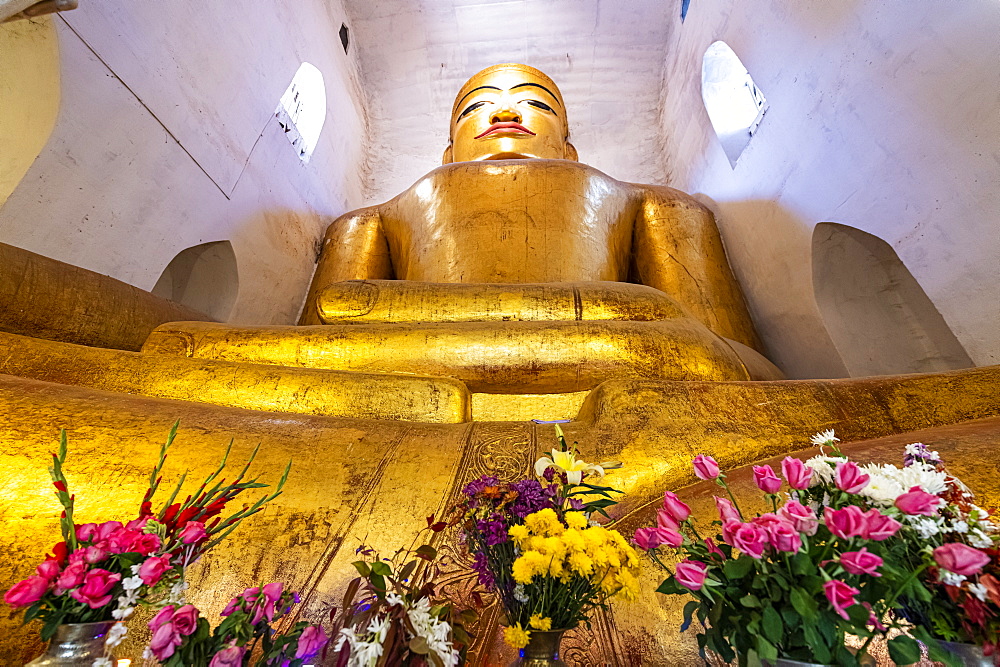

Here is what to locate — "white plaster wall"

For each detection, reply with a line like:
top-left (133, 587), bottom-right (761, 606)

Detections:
top-left (0, 0), bottom-right (369, 324)
top-left (344, 0), bottom-right (674, 203)
top-left (658, 0), bottom-right (1000, 378)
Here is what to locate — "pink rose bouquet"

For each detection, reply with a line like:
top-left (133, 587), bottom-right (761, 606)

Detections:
top-left (633, 431), bottom-right (964, 666)
top-left (2, 424), bottom-right (290, 661)
top-left (143, 582), bottom-right (328, 667)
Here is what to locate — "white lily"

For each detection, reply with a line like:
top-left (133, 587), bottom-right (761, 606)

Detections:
top-left (535, 449), bottom-right (605, 485)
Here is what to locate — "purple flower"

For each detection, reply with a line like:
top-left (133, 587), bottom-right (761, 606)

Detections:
top-left (463, 475), bottom-right (500, 498)
top-left (510, 479), bottom-right (553, 518)
top-left (477, 515), bottom-right (509, 546)
top-left (471, 550), bottom-right (495, 589)
top-left (903, 442), bottom-right (943, 467)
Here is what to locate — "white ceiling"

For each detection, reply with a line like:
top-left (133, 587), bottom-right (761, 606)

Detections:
top-left (342, 0), bottom-right (678, 202)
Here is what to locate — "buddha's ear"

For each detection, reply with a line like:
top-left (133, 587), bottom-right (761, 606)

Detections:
top-left (563, 142), bottom-right (578, 162)
top-left (442, 144), bottom-right (454, 165)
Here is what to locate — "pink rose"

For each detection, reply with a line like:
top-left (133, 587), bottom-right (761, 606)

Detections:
top-left (675, 560), bottom-right (710, 591)
top-left (178, 521), bottom-right (208, 545)
top-left (840, 547), bottom-right (883, 576)
top-left (715, 496), bottom-right (741, 524)
top-left (4, 576), bottom-right (50, 608)
top-left (221, 587), bottom-right (260, 617)
top-left (262, 582), bottom-right (283, 603)
top-left (834, 461), bottom-right (870, 494)
top-left (861, 509), bottom-right (901, 541)
top-left (824, 505), bottom-right (866, 540)
top-left (209, 645), bottom-right (246, 667)
top-left (752, 465), bottom-right (782, 494)
top-left (76, 521), bottom-right (122, 545)
top-left (778, 500), bottom-right (819, 536)
top-left (149, 605), bottom-right (175, 631)
top-left (895, 486), bottom-right (943, 516)
top-left (149, 622), bottom-right (182, 661)
top-left (106, 529), bottom-right (141, 554)
top-left (36, 560), bottom-right (61, 580)
top-left (80, 546), bottom-right (107, 565)
top-left (781, 457), bottom-right (812, 490)
top-left (132, 533), bottom-right (162, 556)
top-left (704, 538), bottom-right (725, 559)
top-left (662, 491), bottom-right (691, 523)
top-left (55, 561), bottom-right (88, 594)
top-left (69, 568), bottom-right (120, 609)
top-left (693, 454), bottom-right (720, 480)
top-left (171, 604), bottom-right (199, 636)
top-left (934, 543), bottom-right (992, 576)
top-left (721, 520), bottom-right (741, 546)
top-left (295, 625), bottom-right (329, 660)
top-left (656, 509), bottom-right (680, 532)
top-left (767, 521), bottom-right (803, 553)
top-left (823, 579), bottom-right (860, 620)
top-left (752, 513), bottom-right (783, 530)
top-left (138, 555), bottom-right (172, 586)
top-left (633, 527), bottom-right (662, 550)
top-left (730, 522), bottom-right (768, 559)
top-left (125, 516), bottom-right (150, 531)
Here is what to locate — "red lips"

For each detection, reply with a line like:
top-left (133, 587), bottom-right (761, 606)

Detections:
top-left (475, 122), bottom-right (535, 139)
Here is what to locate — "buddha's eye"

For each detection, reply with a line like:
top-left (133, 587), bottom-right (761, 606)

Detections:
top-left (525, 100), bottom-right (555, 114)
top-left (458, 101), bottom-right (489, 120)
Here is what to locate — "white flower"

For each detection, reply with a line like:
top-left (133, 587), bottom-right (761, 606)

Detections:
top-left (514, 583), bottom-right (529, 604)
top-left (142, 646), bottom-right (154, 662)
top-left (105, 622), bottom-right (128, 648)
top-left (909, 516), bottom-right (942, 539)
top-left (534, 449), bottom-right (605, 485)
top-left (969, 583), bottom-right (988, 601)
top-left (335, 622), bottom-right (385, 667)
top-left (941, 571), bottom-right (967, 586)
top-left (122, 575), bottom-right (143, 591)
top-left (810, 429), bottom-right (840, 447)
top-left (969, 530), bottom-right (994, 549)
top-left (894, 462), bottom-right (948, 495)
top-left (951, 520), bottom-right (970, 534)
top-left (385, 592), bottom-right (405, 607)
top-left (406, 597), bottom-right (459, 667)
top-left (858, 464), bottom-right (906, 506)
top-left (92, 659), bottom-right (113, 667)
top-left (168, 579), bottom-right (189, 604)
top-left (804, 455), bottom-right (847, 486)
top-left (111, 604), bottom-right (133, 620)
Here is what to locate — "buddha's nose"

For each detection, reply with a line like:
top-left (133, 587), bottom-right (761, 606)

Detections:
top-left (491, 107), bottom-right (521, 124)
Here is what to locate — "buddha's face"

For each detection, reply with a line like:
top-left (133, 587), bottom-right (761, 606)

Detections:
top-left (446, 65), bottom-right (576, 163)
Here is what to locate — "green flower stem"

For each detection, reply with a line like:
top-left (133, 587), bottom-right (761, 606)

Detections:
top-left (717, 477), bottom-right (745, 521)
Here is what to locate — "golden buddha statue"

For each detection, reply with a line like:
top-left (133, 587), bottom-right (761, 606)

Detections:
top-left (143, 63), bottom-right (781, 419)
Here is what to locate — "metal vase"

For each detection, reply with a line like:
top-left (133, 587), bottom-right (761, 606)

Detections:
top-left (25, 622), bottom-right (115, 666)
top-left (508, 629), bottom-right (569, 667)
top-left (940, 641), bottom-right (992, 667)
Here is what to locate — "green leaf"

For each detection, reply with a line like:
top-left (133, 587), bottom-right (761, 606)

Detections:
top-left (370, 561), bottom-right (392, 577)
top-left (681, 600), bottom-right (700, 632)
top-left (802, 624), bottom-right (830, 664)
top-left (655, 576), bottom-right (684, 595)
top-left (761, 606), bottom-right (782, 644)
top-left (723, 556), bottom-right (754, 579)
top-left (415, 544), bottom-right (437, 560)
top-left (789, 587), bottom-right (818, 622)
top-left (409, 636), bottom-right (430, 654)
top-left (740, 593), bottom-right (761, 608)
top-left (755, 634), bottom-right (778, 662)
top-left (887, 635), bottom-right (922, 665)
top-left (352, 561), bottom-right (371, 576)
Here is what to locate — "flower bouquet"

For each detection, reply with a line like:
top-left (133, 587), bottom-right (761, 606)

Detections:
top-left (453, 425), bottom-right (639, 655)
top-left (330, 518), bottom-right (477, 666)
top-left (144, 583), bottom-right (328, 666)
top-left (3, 424), bottom-right (290, 664)
top-left (635, 431), bottom-right (963, 666)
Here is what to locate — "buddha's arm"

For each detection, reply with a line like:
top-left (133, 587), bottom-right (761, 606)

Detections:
top-left (299, 206), bottom-right (393, 325)
top-left (631, 186), bottom-right (764, 352)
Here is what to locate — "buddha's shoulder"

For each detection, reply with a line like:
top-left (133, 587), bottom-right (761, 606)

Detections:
top-left (406, 159), bottom-right (624, 189)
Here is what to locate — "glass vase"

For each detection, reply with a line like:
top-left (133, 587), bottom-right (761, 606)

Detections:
top-left (25, 622), bottom-right (115, 666)
top-left (940, 640), bottom-right (991, 667)
top-left (508, 629), bottom-right (569, 667)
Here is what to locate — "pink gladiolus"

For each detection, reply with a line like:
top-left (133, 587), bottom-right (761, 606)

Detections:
top-left (752, 465), bottom-right (782, 494)
top-left (656, 509), bottom-right (680, 532)
top-left (4, 576), bottom-right (50, 608)
top-left (171, 604), bottom-right (199, 636)
top-left (149, 605), bottom-right (175, 631)
top-left (840, 547), bottom-right (883, 576)
top-left (823, 579), bottom-right (860, 620)
top-left (69, 568), bottom-right (120, 609)
top-left (295, 625), bottom-right (329, 660)
top-left (824, 505), bottom-right (867, 540)
top-left (149, 622), bottom-right (182, 661)
top-left (715, 496), bottom-right (741, 524)
top-left (730, 523), bottom-right (769, 559)
top-left (861, 509), bottom-right (902, 541)
top-left (209, 645), bottom-right (245, 667)
top-left (934, 543), bottom-right (992, 576)
top-left (895, 486), bottom-right (943, 516)
top-left (767, 522), bottom-right (803, 553)
top-left (36, 560), bottom-right (61, 580)
top-left (675, 560), bottom-right (710, 591)
top-left (781, 457), bottom-right (813, 490)
top-left (132, 533), bottom-right (162, 556)
top-left (779, 500), bottom-right (819, 536)
top-left (138, 555), bottom-right (172, 587)
top-left (693, 454), bottom-right (720, 480)
top-left (55, 561), bottom-right (88, 594)
top-left (662, 491), bottom-right (691, 523)
top-left (834, 461), bottom-right (870, 494)
top-left (178, 521), bottom-right (208, 545)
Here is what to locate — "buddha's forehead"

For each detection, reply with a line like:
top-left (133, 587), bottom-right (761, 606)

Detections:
top-left (450, 63), bottom-right (566, 122)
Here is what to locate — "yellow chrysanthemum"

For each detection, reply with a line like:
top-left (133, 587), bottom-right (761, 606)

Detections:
top-left (565, 512), bottom-right (588, 530)
top-left (562, 528), bottom-right (585, 552)
top-left (568, 551), bottom-right (594, 576)
top-left (512, 550), bottom-right (550, 584)
top-left (504, 623), bottom-right (531, 649)
top-left (508, 523), bottom-right (530, 546)
top-left (524, 508), bottom-right (562, 536)
top-left (529, 614), bottom-right (553, 631)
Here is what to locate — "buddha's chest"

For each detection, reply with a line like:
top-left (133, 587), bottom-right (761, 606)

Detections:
top-left (382, 162), bottom-right (640, 283)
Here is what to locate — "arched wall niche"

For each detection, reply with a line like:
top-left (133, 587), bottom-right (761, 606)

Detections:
top-left (152, 241), bottom-right (239, 321)
top-left (811, 222), bottom-right (973, 377)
